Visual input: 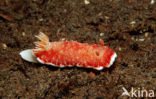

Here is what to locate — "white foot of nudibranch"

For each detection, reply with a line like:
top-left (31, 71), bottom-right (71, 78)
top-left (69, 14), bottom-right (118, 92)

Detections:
top-left (20, 49), bottom-right (37, 63)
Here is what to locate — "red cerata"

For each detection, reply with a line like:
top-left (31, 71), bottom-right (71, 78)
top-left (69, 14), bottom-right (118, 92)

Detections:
top-left (20, 32), bottom-right (117, 70)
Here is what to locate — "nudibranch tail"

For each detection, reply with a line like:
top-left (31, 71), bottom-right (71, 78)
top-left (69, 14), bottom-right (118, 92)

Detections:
top-left (20, 49), bottom-right (37, 63)
top-left (33, 32), bottom-right (50, 54)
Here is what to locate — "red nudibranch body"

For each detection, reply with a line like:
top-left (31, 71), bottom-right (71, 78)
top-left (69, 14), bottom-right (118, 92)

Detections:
top-left (20, 33), bottom-right (117, 70)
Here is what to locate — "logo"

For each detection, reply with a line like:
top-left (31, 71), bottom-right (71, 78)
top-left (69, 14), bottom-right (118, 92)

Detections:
top-left (122, 87), bottom-right (154, 97)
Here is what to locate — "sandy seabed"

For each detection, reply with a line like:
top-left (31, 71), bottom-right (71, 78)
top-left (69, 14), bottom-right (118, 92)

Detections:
top-left (0, 0), bottom-right (156, 98)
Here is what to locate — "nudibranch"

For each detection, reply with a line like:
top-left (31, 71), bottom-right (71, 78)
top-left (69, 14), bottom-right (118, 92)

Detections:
top-left (20, 33), bottom-right (117, 70)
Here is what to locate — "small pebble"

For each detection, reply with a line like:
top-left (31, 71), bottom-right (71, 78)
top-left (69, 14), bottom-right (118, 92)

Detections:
top-left (64, 9), bottom-right (67, 13)
top-left (22, 32), bottom-right (25, 36)
top-left (139, 38), bottom-right (145, 42)
top-left (2, 43), bottom-right (7, 49)
top-left (39, 18), bottom-right (43, 21)
top-left (60, 38), bottom-right (66, 41)
top-left (105, 16), bottom-right (109, 20)
top-left (84, 0), bottom-right (90, 4)
top-left (151, 0), bottom-right (155, 4)
top-left (118, 47), bottom-right (122, 51)
top-left (100, 33), bottom-right (104, 36)
top-left (130, 64), bottom-right (134, 67)
top-left (144, 33), bottom-right (149, 37)
top-left (130, 21), bottom-right (136, 27)
top-left (131, 37), bottom-right (135, 40)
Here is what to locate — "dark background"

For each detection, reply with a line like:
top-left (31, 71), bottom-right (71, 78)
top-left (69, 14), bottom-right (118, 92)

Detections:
top-left (0, 0), bottom-right (155, 98)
